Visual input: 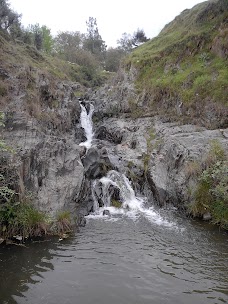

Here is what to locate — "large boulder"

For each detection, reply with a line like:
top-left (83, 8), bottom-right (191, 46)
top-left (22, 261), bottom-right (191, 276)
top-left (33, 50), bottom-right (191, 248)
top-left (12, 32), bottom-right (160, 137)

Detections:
top-left (148, 122), bottom-right (228, 206)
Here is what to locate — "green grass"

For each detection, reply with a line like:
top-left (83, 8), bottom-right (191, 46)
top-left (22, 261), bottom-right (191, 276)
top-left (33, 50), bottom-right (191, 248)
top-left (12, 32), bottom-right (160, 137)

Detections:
top-left (56, 210), bottom-right (73, 235)
top-left (188, 140), bottom-right (228, 229)
top-left (0, 203), bottom-right (75, 242)
top-left (123, 0), bottom-right (228, 126)
top-left (0, 202), bottom-right (48, 240)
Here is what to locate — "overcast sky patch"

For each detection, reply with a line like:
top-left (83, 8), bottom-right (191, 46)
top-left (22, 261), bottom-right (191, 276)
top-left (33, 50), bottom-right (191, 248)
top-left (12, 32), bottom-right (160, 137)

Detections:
top-left (9, 0), bottom-right (207, 47)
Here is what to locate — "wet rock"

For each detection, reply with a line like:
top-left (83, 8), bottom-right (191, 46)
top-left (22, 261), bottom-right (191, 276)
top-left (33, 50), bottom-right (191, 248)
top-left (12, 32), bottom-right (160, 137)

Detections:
top-left (78, 216), bottom-right (86, 227)
top-left (203, 212), bottom-right (212, 221)
top-left (81, 147), bottom-right (101, 178)
top-left (75, 126), bottom-right (87, 144)
top-left (95, 125), bottom-right (123, 144)
top-left (81, 147), bottom-right (113, 179)
top-left (78, 199), bottom-right (94, 217)
top-left (103, 210), bottom-right (111, 216)
top-left (79, 145), bottom-right (86, 158)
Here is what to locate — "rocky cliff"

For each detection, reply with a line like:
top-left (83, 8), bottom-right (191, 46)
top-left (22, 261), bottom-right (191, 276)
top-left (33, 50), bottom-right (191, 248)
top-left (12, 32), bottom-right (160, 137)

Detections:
top-left (0, 37), bottom-right (92, 221)
top-left (88, 79), bottom-right (228, 212)
top-left (0, 0), bottom-right (227, 230)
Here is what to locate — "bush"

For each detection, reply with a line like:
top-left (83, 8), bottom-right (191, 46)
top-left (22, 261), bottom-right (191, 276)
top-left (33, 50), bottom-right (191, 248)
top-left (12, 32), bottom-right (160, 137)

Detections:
top-left (189, 140), bottom-right (228, 229)
top-left (56, 210), bottom-right (73, 235)
top-left (0, 201), bottom-right (48, 240)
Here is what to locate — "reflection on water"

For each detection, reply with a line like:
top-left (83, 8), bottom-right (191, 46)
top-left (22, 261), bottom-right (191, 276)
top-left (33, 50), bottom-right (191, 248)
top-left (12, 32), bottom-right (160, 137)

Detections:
top-left (0, 239), bottom-right (60, 304)
top-left (0, 211), bottom-right (227, 304)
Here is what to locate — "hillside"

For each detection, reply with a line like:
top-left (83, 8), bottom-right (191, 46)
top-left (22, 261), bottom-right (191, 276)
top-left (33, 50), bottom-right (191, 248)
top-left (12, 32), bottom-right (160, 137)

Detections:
top-left (124, 0), bottom-right (228, 128)
top-left (0, 0), bottom-right (227, 241)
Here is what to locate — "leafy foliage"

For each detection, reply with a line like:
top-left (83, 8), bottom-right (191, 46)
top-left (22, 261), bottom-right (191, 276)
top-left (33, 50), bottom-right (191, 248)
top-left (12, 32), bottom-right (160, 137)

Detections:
top-left (117, 29), bottom-right (149, 53)
top-left (105, 47), bottom-right (125, 72)
top-left (117, 32), bottom-right (133, 53)
top-left (54, 31), bottom-right (84, 59)
top-left (0, 0), bottom-right (21, 31)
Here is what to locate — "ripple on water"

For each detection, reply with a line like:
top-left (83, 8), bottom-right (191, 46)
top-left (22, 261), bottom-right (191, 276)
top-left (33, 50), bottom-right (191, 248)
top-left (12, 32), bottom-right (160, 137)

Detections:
top-left (0, 207), bottom-right (228, 304)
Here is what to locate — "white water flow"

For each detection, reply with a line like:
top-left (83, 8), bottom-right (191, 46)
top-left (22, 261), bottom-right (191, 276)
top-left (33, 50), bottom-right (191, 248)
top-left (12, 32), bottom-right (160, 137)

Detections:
top-left (79, 103), bottom-right (94, 149)
top-left (78, 104), bottom-right (175, 227)
top-left (91, 170), bottom-right (175, 227)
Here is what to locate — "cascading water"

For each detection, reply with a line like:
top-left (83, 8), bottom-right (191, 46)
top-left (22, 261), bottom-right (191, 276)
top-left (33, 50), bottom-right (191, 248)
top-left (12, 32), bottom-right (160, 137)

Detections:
top-left (79, 102), bottom-right (174, 227)
top-left (79, 103), bottom-right (94, 149)
top-left (91, 170), bottom-right (174, 227)
top-left (98, 170), bottom-right (142, 210)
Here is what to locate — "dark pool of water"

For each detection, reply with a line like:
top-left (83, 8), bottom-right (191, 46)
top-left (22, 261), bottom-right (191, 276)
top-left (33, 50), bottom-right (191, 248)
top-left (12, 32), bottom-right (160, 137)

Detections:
top-left (0, 209), bottom-right (227, 304)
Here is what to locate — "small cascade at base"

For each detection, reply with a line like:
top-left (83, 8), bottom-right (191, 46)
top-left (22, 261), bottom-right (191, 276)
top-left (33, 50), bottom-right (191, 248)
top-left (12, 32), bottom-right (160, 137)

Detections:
top-left (91, 170), bottom-right (175, 227)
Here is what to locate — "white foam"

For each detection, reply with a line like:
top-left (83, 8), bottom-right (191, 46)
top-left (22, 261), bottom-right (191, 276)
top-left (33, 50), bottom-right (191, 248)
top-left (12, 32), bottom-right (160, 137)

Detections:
top-left (90, 170), bottom-right (177, 228)
top-left (87, 201), bottom-right (176, 228)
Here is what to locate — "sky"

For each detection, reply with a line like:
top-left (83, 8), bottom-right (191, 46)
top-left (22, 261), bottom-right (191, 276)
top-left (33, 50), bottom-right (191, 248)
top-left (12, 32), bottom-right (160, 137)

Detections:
top-left (9, 0), bottom-right (207, 47)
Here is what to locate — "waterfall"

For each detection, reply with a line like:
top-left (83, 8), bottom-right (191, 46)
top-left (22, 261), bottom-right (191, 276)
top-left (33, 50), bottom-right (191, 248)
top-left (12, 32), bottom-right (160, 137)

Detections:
top-left (92, 170), bottom-right (143, 210)
top-left (91, 170), bottom-right (174, 227)
top-left (79, 103), bottom-right (94, 149)
top-left (78, 103), bottom-right (175, 227)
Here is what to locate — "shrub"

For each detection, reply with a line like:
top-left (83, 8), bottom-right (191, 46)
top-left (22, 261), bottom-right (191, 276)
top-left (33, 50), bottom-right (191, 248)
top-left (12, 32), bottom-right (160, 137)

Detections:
top-left (0, 111), bottom-right (49, 241)
top-left (0, 201), bottom-right (48, 240)
top-left (189, 140), bottom-right (228, 229)
top-left (56, 210), bottom-right (73, 235)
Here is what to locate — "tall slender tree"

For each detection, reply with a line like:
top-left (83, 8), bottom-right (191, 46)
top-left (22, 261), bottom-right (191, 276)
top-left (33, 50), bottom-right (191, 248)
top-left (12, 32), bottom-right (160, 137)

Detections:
top-left (83, 17), bottom-right (106, 60)
top-left (41, 25), bottom-right (53, 54)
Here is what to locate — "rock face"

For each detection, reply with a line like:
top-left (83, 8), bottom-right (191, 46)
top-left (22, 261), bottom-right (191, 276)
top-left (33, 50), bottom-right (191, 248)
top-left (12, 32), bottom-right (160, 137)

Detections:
top-left (92, 110), bottom-right (228, 209)
top-left (1, 71), bottom-right (87, 216)
top-left (1, 63), bottom-right (228, 221)
top-left (147, 123), bottom-right (228, 206)
top-left (87, 74), bottom-right (228, 211)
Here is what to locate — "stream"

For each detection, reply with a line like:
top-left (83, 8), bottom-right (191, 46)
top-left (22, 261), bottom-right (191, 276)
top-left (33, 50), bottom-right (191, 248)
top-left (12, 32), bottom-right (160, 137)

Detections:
top-left (0, 103), bottom-right (227, 304)
top-left (0, 213), bottom-right (227, 304)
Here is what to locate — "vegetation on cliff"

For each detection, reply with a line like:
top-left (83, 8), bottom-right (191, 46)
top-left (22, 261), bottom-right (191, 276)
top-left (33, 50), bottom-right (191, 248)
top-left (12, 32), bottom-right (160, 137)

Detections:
top-left (0, 0), bottom-right (227, 235)
top-left (0, 113), bottom-right (74, 243)
top-left (125, 0), bottom-right (228, 128)
top-left (188, 140), bottom-right (228, 229)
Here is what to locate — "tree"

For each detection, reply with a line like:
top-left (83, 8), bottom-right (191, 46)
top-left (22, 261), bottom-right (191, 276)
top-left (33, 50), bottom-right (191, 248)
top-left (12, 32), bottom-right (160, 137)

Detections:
top-left (83, 17), bottom-right (106, 60)
top-left (117, 32), bottom-right (133, 53)
top-left (117, 29), bottom-right (149, 53)
top-left (105, 47), bottom-right (125, 72)
top-left (132, 29), bottom-right (149, 46)
top-left (54, 31), bottom-right (84, 62)
top-left (0, 0), bottom-right (21, 31)
top-left (54, 30), bottom-right (99, 76)
top-left (41, 25), bottom-right (53, 54)
top-left (26, 24), bottom-right (43, 50)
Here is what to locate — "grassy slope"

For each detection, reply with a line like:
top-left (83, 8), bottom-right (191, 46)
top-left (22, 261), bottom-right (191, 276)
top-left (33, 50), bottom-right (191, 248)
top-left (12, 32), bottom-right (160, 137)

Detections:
top-left (125, 0), bottom-right (228, 128)
top-left (0, 33), bottom-right (83, 77)
top-left (0, 32), bottom-right (110, 107)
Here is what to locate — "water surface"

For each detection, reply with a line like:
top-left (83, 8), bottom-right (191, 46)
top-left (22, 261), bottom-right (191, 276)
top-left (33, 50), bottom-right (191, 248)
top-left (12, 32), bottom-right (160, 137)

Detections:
top-left (0, 209), bottom-right (227, 304)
